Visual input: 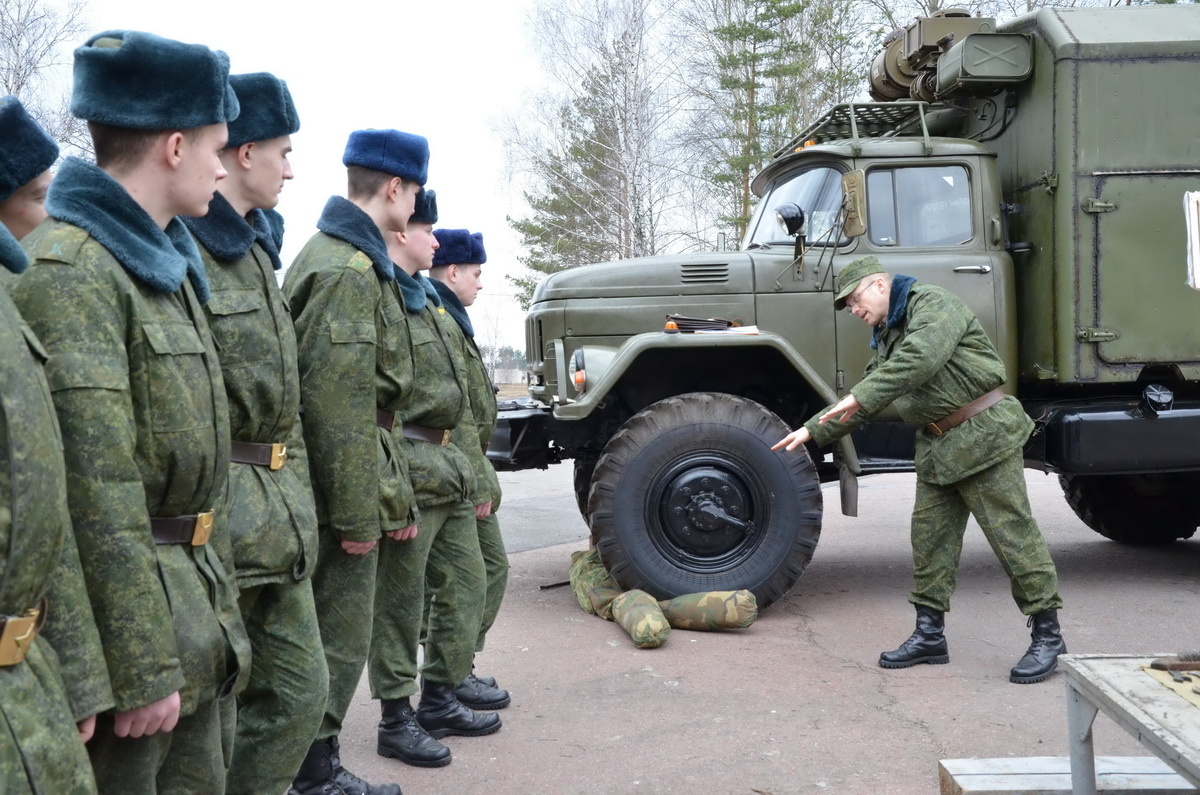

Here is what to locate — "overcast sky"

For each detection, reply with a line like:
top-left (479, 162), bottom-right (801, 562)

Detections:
top-left (76, 0), bottom-right (544, 349)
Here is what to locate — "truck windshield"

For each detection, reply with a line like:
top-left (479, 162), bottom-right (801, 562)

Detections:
top-left (866, 165), bottom-right (973, 247)
top-left (744, 165), bottom-right (845, 249)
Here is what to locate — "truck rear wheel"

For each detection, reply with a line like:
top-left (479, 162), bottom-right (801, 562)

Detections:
top-left (1058, 472), bottom-right (1200, 544)
top-left (588, 392), bottom-right (822, 609)
top-left (573, 455), bottom-right (598, 520)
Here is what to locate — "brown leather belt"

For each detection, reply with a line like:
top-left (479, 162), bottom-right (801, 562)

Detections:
top-left (231, 440), bottom-right (288, 470)
top-left (404, 424), bottom-right (452, 446)
top-left (926, 388), bottom-right (1005, 437)
top-left (151, 512), bottom-right (214, 546)
top-left (377, 409), bottom-right (396, 431)
top-left (0, 599), bottom-right (47, 667)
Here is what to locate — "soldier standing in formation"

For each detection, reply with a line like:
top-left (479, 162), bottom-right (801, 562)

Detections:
top-left (429, 227), bottom-right (511, 708)
top-left (370, 191), bottom-right (498, 769)
top-left (0, 96), bottom-right (114, 794)
top-left (283, 128), bottom-right (427, 795)
top-left (13, 31), bottom-right (251, 792)
top-left (182, 73), bottom-right (330, 795)
top-left (774, 256), bottom-right (1066, 684)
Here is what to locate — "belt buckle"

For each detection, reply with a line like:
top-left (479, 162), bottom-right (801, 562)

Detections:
top-left (927, 422), bottom-right (944, 437)
top-left (440, 430), bottom-right (451, 446)
top-left (0, 608), bottom-right (40, 666)
top-left (270, 443), bottom-right (288, 471)
top-left (191, 511), bottom-right (214, 546)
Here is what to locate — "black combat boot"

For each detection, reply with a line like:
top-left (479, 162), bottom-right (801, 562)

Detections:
top-left (415, 679), bottom-right (502, 739)
top-left (377, 698), bottom-right (452, 768)
top-left (879, 605), bottom-right (950, 668)
top-left (453, 671), bottom-right (511, 710)
top-left (1010, 609), bottom-right (1066, 684)
top-left (289, 736), bottom-right (402, 795)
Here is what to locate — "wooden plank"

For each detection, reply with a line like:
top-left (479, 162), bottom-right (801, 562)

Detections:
top-left (939, 756), bottom-right (1198, 795)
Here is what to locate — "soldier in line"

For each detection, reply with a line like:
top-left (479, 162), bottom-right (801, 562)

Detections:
top-left (0, 98), bottom-right (56, 242)
top-left (182, 73), bottom-right (329, 795)
top-left (427, 227), bottom-right (511, 709)
top-left (773, 256), bottom-right (1065, 684)
top-left (282, 128), bottom-right (426, 795)
top-left (12, 31), bottom-right (251, 792)
top-left (0, 97), bottom-right (113, 794)
top-left (369, 191), bottom-right (497, 769)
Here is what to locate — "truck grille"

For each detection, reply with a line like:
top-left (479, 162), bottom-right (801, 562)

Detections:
top-left (680, 262), bottom-right (729, 283)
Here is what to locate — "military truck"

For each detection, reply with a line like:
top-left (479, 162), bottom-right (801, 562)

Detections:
top-left (489, 4), bottom-right (1200, 608)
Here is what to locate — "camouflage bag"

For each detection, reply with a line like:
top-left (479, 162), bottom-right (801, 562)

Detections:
top-left (658, 591), bottom-right (758, 630)
top-left (609, 590), bottom-right (671, 649)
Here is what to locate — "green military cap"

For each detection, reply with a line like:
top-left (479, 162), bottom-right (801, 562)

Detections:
top-left (833, 255), bottom-right (886, 310)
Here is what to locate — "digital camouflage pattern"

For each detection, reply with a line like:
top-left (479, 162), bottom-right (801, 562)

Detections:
top-left (801, 280), bottom-right (1060, 615)
top-left (14, 217), bottom-right (251, 793)
top-left (610, 591), bottom-right (671, 649)
top-left (193, 212), bottom-right (327, 795)
top-left (283, 221), bottom-right (414, 738)
top-left (369, 296), bottom-right (485, 697)
top-left (658, 591), bottom-right (758, 631)
top-left (0, 283), bottom-right (111, 794)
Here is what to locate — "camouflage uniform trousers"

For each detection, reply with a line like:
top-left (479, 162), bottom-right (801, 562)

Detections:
top-left (88, 692), bottom-right (234, 794)
top-left (370, 500), bottom-right (486, 697)
top-left (309, 524), bottom-right (379, 740)
top-left (910, 449), bottom-right (1063, 615)
top-left (474, 510), bottom-right (509, 652)
top-left (225, 579), bottom-right (329, 795)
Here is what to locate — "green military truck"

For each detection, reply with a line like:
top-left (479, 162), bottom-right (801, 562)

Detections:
top-left (489, 5), bottom-right (1200, 608)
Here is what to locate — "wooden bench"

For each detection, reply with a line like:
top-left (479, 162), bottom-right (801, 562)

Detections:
top-left (938, 756), bottom-right (1197, 794)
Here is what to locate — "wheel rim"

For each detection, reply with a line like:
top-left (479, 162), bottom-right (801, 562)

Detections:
top-left (648, 452), bottom-right (768, 572)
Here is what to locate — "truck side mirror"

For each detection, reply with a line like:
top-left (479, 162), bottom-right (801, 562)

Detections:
top-left (842, 170), bottom-right (867, 239)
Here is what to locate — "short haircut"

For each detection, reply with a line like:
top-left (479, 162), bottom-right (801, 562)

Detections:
top-left (346, 165), bottom-right (414, 201)
top-left (89, 122), bottom-right (198, 171)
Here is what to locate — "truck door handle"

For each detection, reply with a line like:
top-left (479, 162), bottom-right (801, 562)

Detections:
top-left (953, 265), bottom-right (992, 274)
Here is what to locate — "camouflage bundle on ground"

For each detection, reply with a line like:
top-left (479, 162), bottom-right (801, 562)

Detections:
top-left (568, 549), bottom-right (758, 648)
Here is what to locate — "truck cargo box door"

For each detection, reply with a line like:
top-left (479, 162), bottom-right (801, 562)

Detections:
top-left (1093, 174), bottom-right (1200, 364)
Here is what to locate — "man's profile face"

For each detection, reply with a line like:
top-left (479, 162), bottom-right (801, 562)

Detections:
top-left (455, 264), bottom-right (483, 307)
top-left (845, 275), bottom-right (889, 327)
top-left (0, 168), bottom-right (52, 239)
top-left (175, 122), bottom-right (228, 217)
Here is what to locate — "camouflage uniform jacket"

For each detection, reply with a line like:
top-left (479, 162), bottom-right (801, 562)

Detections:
top-left (431, 279), bottom-right (500, 507)
top-left (185, 194), bottom-right (318, 587)
top-left (12, 158), bottom-right (250, 715)
top-left (805, 281), bottom-right (1032, 486)
top-left (392, 269), bottom-right (475, 509)
top-left (1, 257), bottom-right (114, 790)
top-left (283, 197), bottom-right (416, 539)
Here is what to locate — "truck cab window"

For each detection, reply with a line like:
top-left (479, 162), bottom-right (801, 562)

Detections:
top-left (744, 165), bottom-right (845, 248)
top-left (866, 166), bottom-right (972, 247)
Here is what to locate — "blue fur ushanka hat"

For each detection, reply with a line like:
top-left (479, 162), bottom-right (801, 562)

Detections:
top-left (342, 129), bottom-right (428, 185)
top-left (410, 187), bottom-right (437, 224)
top-left (0, 96), bottom-right (58, 201)
top-left (433, 228), bottom-right (486, 266)
top-left (71, 30), bottom-right (239, 129)
top-left (226, 73), bottom-right (299, 148)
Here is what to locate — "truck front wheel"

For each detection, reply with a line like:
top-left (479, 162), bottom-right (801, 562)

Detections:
top-left (1058, 472), bottom-right (1200, 543)
top-left (588, 392), bottom-right (822, 609)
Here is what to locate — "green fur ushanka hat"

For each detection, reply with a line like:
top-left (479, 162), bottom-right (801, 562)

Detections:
top-left (410, 187), bottom-right (437, 224)
top-left (226, 73), bottom-right (299, 148)
top-left (342, 129), bottom-right (428, 185)
top-left (71, 30), bottom-right (239, 129)
top-left (0, 95), bottom-right (58, 201)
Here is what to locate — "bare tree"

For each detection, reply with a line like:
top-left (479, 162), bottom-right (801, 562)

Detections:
top-left (0, 0), bottom-right (90, 156)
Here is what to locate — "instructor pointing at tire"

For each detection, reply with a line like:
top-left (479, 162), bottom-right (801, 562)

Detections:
top-left (772, 256), bottom-right (1066, 684)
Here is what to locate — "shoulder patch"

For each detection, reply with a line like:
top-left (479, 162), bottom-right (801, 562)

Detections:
top-left (24, 219), bottom-right (90, 265)
top-left (346, 251), bottom-right (373, 274)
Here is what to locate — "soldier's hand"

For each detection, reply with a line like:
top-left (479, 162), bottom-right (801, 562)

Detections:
top-left (475, 501), bottom-right (493, 519)
top-left (386, 524), bottom-right (418, 541)
top-left (114, 691), bottom-right (180, 738)
top-left (818, 394), bottom-right (862, 425)
top-left (772, 426), bottom-right (812, 451)
top-left (341, 539), bottom-right (377, 555)
top-left (78, 714), bottom-right (97, 744)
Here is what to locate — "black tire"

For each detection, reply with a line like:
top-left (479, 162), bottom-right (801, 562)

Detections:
top-left (573, 455), bottom-right (598, 521)
top-left (1059, 472), bottom-right (1200, 544)
top-left (588, 392), bottom-right (822, 609)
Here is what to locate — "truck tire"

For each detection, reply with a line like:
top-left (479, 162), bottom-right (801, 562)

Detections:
top-left (573, 455), bottom-right (598, 520)
top-left (588, 392), bottom-right (822, 609)
top-left (1058, 473), bottom-right (1200, 544)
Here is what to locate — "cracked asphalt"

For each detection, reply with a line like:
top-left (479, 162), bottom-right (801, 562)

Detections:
top-left (335, 466), bottom-right (1200, 794)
